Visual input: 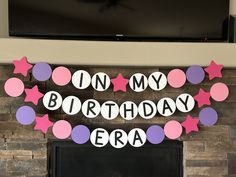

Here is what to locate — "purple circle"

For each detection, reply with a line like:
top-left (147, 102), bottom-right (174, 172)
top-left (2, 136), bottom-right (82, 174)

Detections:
top-left (146, 125), bottom-right (165, 144)
top-left (71, 125), bottom-right (90, 144)
top-left (16, 106), bottom-right (36, 125)
top-left (32, 62), bottom-right (52, 81)
top-left (199, 107), bottom-right (218, 126)
top-left (186, 65), bottom-right (205, 84)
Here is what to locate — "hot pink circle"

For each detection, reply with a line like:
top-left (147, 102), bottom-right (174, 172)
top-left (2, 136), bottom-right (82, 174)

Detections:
top-left (52, 120), bottom-right (72, 139)
top-left (164, 120), bottom-right (182, 139)
top-left (210, 82), bottom-right (229, 102)
top-left (52, 66), bottom-right (71, 86)
top-left (167, 69), bottom-right (186, 88)
top-left (4, 78), bottom-right (24, 97)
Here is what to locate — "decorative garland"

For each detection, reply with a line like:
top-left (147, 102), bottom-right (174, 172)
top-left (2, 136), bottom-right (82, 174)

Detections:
top-left (3, 57), bottom-right (229, 148)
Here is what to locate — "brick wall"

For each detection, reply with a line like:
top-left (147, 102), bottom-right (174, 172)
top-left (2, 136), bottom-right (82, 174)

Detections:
top-left (0, 65), bottom-right (236, 177)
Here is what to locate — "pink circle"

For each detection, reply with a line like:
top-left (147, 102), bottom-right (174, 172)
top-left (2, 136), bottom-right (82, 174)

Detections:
top-left (164, 120), bottom-right (182, 139)
top-left (167, 69), bottom-right (186, 88)
top-left (4, 78), bottom-right (24, 97)
top-left (52, 66), bottom-right (71, 86)
top-left (52, 120), bottom-right (72, 139)
top-left (210, 82), bottom-right (229, 102)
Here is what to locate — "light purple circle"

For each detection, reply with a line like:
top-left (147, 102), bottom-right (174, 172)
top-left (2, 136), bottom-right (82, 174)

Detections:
top-left (146, 125), bottom-right (165, 144)
top-left (32, 62), bottom-right (52, 81)
top-left (16, 106), bottom-right (36, 125)
top-left (71, 125), bottom-right (90, 144)
top-left (199, 107), bottom-right (218, 126)
top-left (186, 65), bottom-right (205, 84)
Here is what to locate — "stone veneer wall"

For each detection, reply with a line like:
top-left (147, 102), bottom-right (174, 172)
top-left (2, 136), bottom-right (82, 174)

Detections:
top-left (0, 65), bottom-right (236, 177)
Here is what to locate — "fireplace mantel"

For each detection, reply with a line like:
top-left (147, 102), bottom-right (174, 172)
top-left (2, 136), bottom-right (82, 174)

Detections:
top-left (0, 38), bottom-right (236, 67)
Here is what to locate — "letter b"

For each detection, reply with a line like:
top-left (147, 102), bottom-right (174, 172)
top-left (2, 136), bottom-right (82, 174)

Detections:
top-left (43, 91), bottom-right (63, 110)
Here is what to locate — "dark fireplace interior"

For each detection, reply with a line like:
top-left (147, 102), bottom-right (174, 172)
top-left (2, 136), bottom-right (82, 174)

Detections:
top-left (48, 140), bottom-right (183, 177)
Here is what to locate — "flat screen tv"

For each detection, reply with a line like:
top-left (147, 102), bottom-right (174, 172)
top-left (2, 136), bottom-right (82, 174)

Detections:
top-left (9, 0), bottom-right (229, 41)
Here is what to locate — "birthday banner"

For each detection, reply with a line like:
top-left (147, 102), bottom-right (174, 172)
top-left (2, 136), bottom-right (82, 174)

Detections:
top-left (3, 57), bottom-right (229, 148)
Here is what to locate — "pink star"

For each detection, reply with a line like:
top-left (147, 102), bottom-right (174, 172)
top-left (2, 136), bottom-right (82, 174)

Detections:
top-left (34, 114), bottom-right (53, 134)
top-left (111, 73), bottom-right (129, 92)
top-left (194, 88), bottom-right (211, 108)
top-left (24, 85), bottom-right (44, 105)
top-left (181, 115), bottom-right (199, 134)
top-left (204, 60), bottom-right (223, 80)
top-left (13, 56), bottom-right (33, 77)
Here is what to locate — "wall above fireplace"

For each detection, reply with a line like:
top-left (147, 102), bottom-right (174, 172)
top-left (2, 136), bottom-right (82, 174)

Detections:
top-left (0, 38), bottom-right (236, 67)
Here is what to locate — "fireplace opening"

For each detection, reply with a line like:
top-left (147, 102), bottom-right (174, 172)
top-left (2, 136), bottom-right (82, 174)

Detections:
top-left (48, 140), bottom-right (183, 177)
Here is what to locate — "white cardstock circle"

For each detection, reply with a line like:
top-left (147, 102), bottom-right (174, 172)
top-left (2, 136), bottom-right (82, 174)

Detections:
top-left (157, 97), bottom-right (176, 117)
top-left (120, 101), bottom-right (138, 120)
top-left (101, 101), bottom-right (119, 120)
top-left (90, 128), bottom-right (109, 147)
top-left (128, 128), bottom-right (147, 147)
top-left (109, 129), bottom-right (128, 148)
top-left (176, 93), bottom-right (195, 113)
top-left (138, 100), bottom-right (157, 119)
top-left (72, 70), bottom-right (91, 89)
top-left (62, 96), bottom-right (81, 115)
top-left (43, 91), bottom-right (62, 111)
top-left (82, 99), bottom-right (101, 118)
top-left (91, 72), bottom-right (111, 91)
top-left (129, 73), bottom-right (148, 92)
top-left (148, 72), bottom-right (167, 91)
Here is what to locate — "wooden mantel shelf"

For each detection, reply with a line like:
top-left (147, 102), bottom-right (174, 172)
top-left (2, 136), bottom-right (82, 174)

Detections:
top-left (0, 38), bottom-right (236, 67)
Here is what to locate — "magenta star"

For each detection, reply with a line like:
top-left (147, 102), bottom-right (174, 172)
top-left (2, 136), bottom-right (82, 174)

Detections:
top-left (181, 115), bottom-right (199, 134)
top-left (13, 56), bottom-right (33, 77)
top-left (111, 73), bottom-right (129, 92)
top-left (24, 85), bottom-right (44, 105)
top-left (204, 60), bottom-right (223, 80)
top-left (194, 88), bottom-right (211, 108)
top-left (34, 114), bottom-right (53, 134)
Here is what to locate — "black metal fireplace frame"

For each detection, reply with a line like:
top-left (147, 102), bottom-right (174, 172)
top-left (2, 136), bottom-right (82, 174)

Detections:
top-left (48, 140), bottom-right (183, 177)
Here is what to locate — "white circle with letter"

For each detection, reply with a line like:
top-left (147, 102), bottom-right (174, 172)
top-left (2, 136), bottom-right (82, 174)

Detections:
top-left (43, 91), bottom-right (62, 111)
top-left (120, 101), bottom-right (138, 120)
top-left (62, 96), bottom-right (81, 115)
top-left (109, 129), bottom-right (128, 148)
top-left (82, 99), bottom-right (101, 118)
top-left (157, 97), bottom-right (176, 117)
top-left (176, 93), bottom-right (195, 113)
top-left (91, 72), bottom-right (110, 91)
top-left (129, 73), bottom-right (148, 92)
top-left (90, 128), bottom-right (109, 147)
top-left (101, 101), bottom-right (119, 120)
top-left (72, 70), bottom-right (91, 89)
top-left (148, 72), bottom-right (167, 91)
top-left (138, 100), bottom-right (157, 119)
top-left (128, 128), bottom-right (146, 147)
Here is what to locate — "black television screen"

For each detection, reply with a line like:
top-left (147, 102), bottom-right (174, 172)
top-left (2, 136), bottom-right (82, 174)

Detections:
top-left (9, 0), bottom-right (229, 41)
